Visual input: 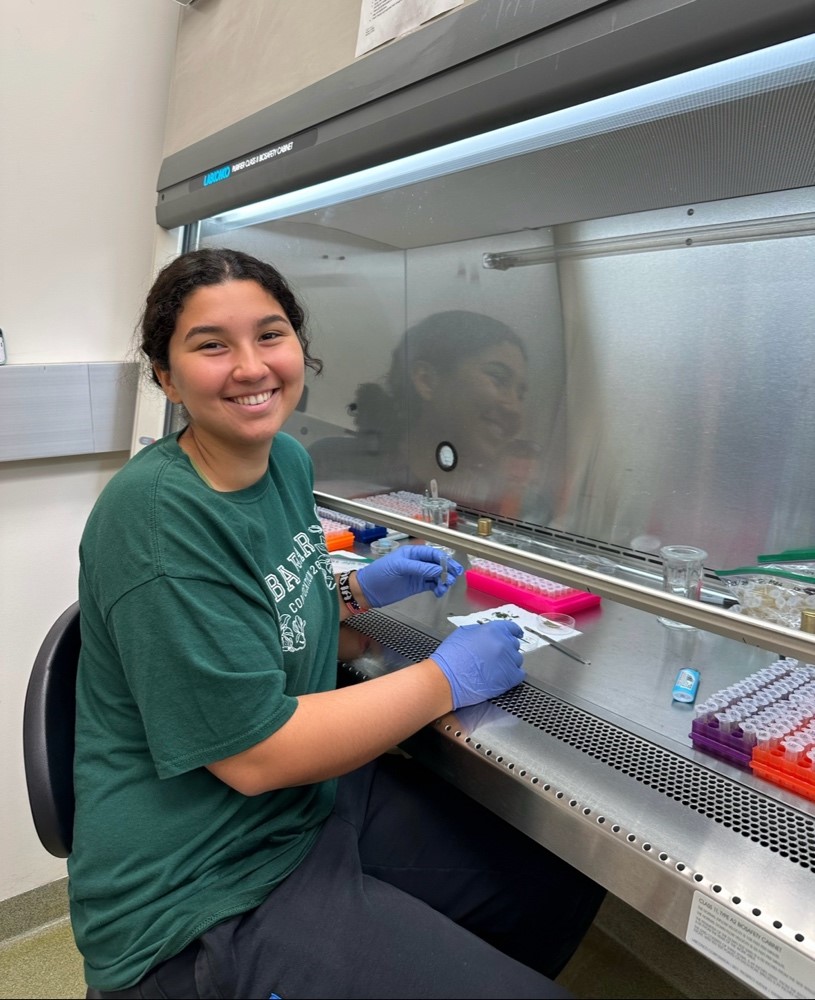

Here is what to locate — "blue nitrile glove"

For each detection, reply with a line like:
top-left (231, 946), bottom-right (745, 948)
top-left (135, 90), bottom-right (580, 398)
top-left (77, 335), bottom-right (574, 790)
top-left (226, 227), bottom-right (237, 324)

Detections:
top-left (430, 620), bottom-right (526, 710)
top-left (355, 544), bottom-right (463, 607)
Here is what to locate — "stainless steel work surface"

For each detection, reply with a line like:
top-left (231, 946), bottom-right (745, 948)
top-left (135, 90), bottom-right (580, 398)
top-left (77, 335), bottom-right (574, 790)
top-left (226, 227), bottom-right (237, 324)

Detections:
top-left (339, 555), bottom-right (815, 999)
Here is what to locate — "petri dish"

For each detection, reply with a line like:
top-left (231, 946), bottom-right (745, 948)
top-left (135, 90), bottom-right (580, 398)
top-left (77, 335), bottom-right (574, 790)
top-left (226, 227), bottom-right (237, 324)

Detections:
top-left (580, 554), bottom-right (617, 574)
top-left (536, 613), bottom-right (576, 632)
top-left (370, 537), bottom-right (399, 558)
top-left (564, 553), bottom-right (617, 574)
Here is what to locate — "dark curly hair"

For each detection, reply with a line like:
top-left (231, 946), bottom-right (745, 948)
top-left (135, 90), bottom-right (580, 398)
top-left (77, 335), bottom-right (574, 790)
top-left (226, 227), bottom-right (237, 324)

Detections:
top-left (140, 247), bottom-right (323, 386)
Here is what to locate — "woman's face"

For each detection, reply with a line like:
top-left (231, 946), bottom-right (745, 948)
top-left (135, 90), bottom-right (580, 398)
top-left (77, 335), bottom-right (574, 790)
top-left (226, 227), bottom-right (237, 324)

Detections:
top-left (155, 279), bottom-right (305, 454)
top-left (415, 340), bottom-right (528, 464)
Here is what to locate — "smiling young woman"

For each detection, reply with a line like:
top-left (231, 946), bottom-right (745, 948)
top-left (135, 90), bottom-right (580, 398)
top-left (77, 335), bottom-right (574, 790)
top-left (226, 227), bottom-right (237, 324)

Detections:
top-left (72, 247), bottom-right (603, 1000)
top-left (152, 271), bottom-right (308, 490)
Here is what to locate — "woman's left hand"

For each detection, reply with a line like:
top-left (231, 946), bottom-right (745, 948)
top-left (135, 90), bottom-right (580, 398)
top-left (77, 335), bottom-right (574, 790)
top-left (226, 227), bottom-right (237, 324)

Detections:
top-left (355, 544), bottom-right (463, 607)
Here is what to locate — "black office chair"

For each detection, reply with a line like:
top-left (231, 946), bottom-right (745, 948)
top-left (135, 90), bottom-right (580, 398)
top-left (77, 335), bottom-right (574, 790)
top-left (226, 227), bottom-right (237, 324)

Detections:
top-left (23, 601), bottom-right (80, 859)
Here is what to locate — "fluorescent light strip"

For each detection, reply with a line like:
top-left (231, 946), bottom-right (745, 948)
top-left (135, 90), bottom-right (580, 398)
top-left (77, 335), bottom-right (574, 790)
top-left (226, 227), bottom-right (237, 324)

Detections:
top-left (203, 33), bottom-right (815, 234)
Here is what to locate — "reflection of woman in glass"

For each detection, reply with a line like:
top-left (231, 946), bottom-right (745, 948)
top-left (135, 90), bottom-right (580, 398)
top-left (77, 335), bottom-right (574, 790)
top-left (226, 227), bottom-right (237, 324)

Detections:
top-left (313, 310), bottom-right (540, 515)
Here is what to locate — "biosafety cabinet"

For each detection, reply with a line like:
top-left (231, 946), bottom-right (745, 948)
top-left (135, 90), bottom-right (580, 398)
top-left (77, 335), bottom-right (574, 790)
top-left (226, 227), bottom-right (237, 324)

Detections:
top-left (155, 2), bottom-right (815, 995)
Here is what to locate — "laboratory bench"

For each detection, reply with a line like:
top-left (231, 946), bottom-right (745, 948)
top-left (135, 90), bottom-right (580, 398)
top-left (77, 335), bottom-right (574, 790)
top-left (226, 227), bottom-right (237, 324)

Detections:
top-left (327, 501), bottom-right (815, 1000)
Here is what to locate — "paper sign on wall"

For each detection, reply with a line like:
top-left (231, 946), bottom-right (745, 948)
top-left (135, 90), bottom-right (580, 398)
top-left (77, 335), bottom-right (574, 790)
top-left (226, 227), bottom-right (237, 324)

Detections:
top-left (356, 0), bottom-right (463, 57)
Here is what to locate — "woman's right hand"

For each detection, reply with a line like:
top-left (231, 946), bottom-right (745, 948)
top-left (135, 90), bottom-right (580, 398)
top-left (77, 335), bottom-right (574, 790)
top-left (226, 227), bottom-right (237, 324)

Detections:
top-left (430, 620), bottom-right (525, 710)
top-left (208, 621), bottom-right (523, 795)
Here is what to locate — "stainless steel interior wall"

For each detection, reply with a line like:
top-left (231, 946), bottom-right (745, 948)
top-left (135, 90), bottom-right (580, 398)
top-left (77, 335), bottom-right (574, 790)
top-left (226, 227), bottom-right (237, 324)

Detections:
top-left (192, 24), bottom-right (815, 576)
top-left (200, 177), bottom-right (814, 573)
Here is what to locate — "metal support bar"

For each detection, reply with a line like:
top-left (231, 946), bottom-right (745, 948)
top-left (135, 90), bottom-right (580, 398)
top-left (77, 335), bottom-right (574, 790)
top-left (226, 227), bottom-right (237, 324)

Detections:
top-left (315, 490), bottom-right (815, 663)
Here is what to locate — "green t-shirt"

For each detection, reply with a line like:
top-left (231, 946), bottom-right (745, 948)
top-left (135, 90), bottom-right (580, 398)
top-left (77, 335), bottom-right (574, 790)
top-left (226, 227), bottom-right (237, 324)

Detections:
top-left (69, 431), bottom-right (340, 990)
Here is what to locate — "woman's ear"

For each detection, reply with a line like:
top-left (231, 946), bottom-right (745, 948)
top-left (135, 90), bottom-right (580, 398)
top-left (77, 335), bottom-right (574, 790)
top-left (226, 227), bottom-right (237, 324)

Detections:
top-left (153, 363), bottom-right (181, 403)
top-left (411, 360), bottom-right (439, 401)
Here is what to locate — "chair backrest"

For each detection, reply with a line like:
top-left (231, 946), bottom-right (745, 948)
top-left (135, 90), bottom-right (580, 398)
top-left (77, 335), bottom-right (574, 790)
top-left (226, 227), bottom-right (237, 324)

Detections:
top-left (23, 602), bottom-right (80, 859)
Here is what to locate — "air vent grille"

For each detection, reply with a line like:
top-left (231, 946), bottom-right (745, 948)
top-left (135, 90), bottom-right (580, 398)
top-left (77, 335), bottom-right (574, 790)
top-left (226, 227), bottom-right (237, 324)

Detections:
top-left (346, 611), bottom-right (815, 871)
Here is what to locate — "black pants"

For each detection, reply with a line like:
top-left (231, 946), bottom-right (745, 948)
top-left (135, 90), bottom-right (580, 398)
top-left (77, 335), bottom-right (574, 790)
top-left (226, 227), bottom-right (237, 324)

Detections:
top-left (88, 754), bottom-right (605, 999)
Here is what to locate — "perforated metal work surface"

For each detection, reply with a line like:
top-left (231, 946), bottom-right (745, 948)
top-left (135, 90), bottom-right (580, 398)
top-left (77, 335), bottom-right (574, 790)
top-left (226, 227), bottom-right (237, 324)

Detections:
top-left (494, 683), bottom-right (815, 873)
top-left (345, 610), bottom-right (815, 875)
top-left (345, 609), bottom-right (441, 661)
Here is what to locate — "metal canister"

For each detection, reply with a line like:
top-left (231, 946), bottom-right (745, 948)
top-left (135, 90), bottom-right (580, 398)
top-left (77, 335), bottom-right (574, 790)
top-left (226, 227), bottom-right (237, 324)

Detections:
top-left (800, 610), bottom-right (815, 633)
top-left (477, 517), bottom-right (493, 537)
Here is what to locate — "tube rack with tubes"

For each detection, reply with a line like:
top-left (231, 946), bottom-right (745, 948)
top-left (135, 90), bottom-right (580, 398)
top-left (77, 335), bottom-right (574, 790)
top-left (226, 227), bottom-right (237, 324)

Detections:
top-left (318, 514), bottom-right (356, 552)
top-left (691, 661), bottom-right (815, 801)
top-left (315, 506), bottom-right (387, 544)
top-left (355, 491), bottom-right (459, 528)
top-left (465, 556), bottom-right (601, 615)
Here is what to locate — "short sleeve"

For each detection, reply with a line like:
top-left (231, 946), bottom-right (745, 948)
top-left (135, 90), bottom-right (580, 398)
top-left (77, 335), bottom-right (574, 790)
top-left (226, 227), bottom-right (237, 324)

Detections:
top-left (108, 575), bottom-right (298, 778)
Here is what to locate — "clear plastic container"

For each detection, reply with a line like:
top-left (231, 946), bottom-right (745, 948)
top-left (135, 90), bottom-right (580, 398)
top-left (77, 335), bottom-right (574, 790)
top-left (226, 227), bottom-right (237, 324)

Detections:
top-left (715, 567), bottom-right (815, 628)
top-left (370, 537), bottom-right (399, 558)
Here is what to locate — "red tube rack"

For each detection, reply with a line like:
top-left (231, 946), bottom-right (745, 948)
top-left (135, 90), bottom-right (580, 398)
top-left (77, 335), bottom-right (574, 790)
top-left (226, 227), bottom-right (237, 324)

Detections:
top-left (750, 745), bottom-right (815, 803)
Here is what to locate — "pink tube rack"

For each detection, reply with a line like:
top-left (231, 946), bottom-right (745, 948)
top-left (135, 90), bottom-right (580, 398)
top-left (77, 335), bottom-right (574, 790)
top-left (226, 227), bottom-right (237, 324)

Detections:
top-left (465, 558), bottom-right (601, 615)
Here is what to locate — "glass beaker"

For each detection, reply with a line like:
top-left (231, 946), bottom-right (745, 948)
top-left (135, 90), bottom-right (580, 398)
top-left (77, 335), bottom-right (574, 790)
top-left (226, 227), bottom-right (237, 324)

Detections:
top-left (658, 544), bottom-right (708, 630)
top-left (419, 496), bottom-right (452, 527)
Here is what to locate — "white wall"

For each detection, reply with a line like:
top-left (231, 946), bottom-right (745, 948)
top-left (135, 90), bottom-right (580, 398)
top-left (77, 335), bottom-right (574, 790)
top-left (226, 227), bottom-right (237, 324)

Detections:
top-left (1, 0), bottom-right (475, 909)
top-left (0, 0), bottom-right (179, 904)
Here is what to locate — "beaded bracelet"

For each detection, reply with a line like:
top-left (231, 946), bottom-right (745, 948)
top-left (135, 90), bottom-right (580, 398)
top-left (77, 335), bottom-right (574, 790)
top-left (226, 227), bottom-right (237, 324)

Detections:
top-left (338, 570), bottom-right (367, 614)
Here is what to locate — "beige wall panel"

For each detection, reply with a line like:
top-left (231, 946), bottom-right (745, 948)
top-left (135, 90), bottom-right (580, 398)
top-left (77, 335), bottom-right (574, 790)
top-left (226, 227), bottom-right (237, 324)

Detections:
top-left (165, 0), bottom-right (361, 156)
top-left (165, 0), bottom-right (477, 157)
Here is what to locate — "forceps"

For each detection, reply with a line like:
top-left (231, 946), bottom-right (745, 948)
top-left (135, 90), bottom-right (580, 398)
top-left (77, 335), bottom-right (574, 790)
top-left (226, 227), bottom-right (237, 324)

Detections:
top-left (524, 627), bottom-right (591, 665)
